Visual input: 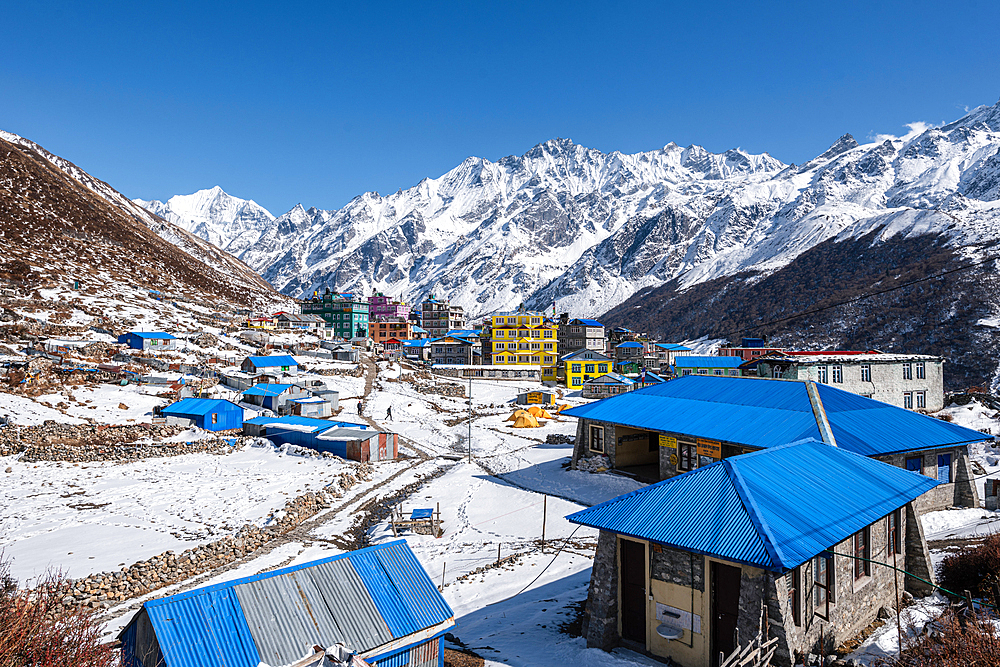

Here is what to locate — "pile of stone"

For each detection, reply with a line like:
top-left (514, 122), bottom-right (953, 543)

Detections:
top-left (577, 455), bottom-right (611, 473)
top-left (545, 433), bottom-right (575, 445)
top-left (57, 466), bottom-right (375, 612)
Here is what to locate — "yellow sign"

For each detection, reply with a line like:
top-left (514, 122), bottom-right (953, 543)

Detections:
top-left (669, 453), bottom-right (677, 466)
top-left (527, 392), bottom-right (544, 404)
top-left (696, 439), bottom-right (721, 458)
top-left (659, 435), bottom-right (677, 449)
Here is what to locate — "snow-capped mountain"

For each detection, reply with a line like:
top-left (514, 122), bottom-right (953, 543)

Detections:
top-left (139, 100), bottom-right (1000, 327)
top-left (136, 186), bottom-right (275, 258)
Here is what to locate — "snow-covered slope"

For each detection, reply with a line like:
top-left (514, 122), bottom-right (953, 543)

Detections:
top-left (137, 99), bottom-right (1000, 324)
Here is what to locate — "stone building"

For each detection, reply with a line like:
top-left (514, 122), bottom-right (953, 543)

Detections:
top-left (752, 351), bottom-right (945, 412)
top-left (567, 375), bottom-right (987, 512)
top-left (567, 439), bottom-right (939, 667)
top-left (421, 296), bottom-right (465, 338)
top-left (557, 316), bottom-right (607, 354)
top-left (429, 335), bottom-right (481, 365)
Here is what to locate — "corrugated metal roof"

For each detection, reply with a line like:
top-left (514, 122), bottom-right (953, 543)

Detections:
top-left (242, 384), bottom-right (294, 397)
top-left (574, 319), bottom-right (604, 326)
top-left (244, 415), bottom-right (369, 431)
top-left (562, 376), bottom-right (991, 455)
top-left (567, 439), bottom-right (940, 571)
top-left (654, 343), bottom-right (691, 351)
top-left (585, 372), bottom-right (633, 385)
top-left (131, 541), bottom-right (453, 667)
top-left (674, 356), bottom-right (743, 368)
top-left (615, 342), bottom-right (644, 348)
top-left (162, 398), bottom-right (240, 417)
top-left (246, 355), bottom-right (298, 367)
top-left (131, 332), bottom-right (177, 339)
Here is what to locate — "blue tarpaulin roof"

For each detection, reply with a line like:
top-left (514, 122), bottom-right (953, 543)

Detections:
top-left (245, 355), bottom-right (297, 368)
top-left (125, 540), bottom-right (454, 667)
top-left (674, 355), bottom-right (743, 368)
top-left (162, 398), bottom-right (240, 417)
top-left (242, 384), bottom-right (293, 397)
top-left (567, 439), bottom-right (940, 571)
top-left (562, 375), bottom-right (991, 455)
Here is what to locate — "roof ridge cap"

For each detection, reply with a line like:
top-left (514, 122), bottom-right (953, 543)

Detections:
top-left (725, 458), bottom-right (785, 569)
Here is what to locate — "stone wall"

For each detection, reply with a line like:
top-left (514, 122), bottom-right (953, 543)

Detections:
top-left (878, 446), bottom-right (979, 512)
top-left (651, 545), bottom-right (704, 591)
top-left (583, 530), bottom-right (620, 651)
top-left (571, 419), bottom-right (619, 469)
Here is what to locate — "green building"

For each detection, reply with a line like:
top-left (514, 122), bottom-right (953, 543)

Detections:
top-left (301, 290), bottom-right (370, 339)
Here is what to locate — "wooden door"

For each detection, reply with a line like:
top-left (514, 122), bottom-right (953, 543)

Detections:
top-left (620, 539), bottom-right (646, 644)
top-left (378, 433), bottom-right (387, 461)
top-left (711, 562), bottom-right (742, 666)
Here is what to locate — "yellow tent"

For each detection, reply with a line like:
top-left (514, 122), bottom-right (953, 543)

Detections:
top-left (556, 404), bottom-right (570, 412)
top-left (513, 414), bottom-right (540, 428)
top-left (538, 409), bottom-right (554, 419)
top-left (527, 406), bottom-right (543, 417)
top-left (506, 409), bottom-right (530, 422)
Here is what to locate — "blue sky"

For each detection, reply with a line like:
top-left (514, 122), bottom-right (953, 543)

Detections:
top-left (3, 1), bottom-right (999, 214)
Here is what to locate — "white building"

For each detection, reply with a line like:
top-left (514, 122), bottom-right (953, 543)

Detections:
top-left (754, 352), bottom-right (945, 412)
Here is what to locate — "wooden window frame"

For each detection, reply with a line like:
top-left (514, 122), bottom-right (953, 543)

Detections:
top-left (786, 567), bottom-right (801, 627)
top-left (589, 425), bottom-right (605, 453)
top-left (887, 509), bottom-right (901, 555)
top-left (853, 528), bottom-right (871, 580)
top-left (677, 441), bottom-right (697, 471)
top-left (813, 555), bottom-right (833, 620)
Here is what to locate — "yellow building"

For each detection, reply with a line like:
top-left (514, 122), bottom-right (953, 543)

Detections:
top-left (489, 310), bottom-right (558, 382)
top-left (562, 349), bottom-right (614, 388)
top-left (247, 316), bottom-right (276, 330)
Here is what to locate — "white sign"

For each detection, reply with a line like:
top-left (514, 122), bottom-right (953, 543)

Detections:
top-left (655, 602), bottom-right (701, 634)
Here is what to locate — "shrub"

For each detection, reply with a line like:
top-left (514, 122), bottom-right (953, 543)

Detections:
top-left (937, 532), bottom-right (1000, 599)
top-left (881, 608), bottom-right (1000, 666)
top-left (0, 555), bottom-right (118, 667)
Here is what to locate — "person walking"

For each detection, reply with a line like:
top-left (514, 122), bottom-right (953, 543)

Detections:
top-left (385, 406), bottom-right (393, 421)
top-left (357, 401), bottom-right (363, 416)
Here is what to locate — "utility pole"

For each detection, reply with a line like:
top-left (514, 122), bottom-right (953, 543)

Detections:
top-left (468, 374), bottom-right (472, 463)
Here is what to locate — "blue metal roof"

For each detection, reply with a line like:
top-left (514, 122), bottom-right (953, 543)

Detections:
top-left (615, 342), bottom-right (644, 348)
top-left (567, 439), bottom-right (940, 571)
top-left (130, 331), bottom-right (176, 339)
top-left (129, 541), bottom-right (454, 667)
top-left (574, 319), bottom-right (604, 326)
top-left (445, 329), bottom-right (482, 337)
top-left (637, 370), bottom-right (665, 383)
top-left (561, 349), bottom-right (613, 361)
top-left (561, 375), bottom-right (991, 455)
top-left (245, 355), bottom-right (297, 368)
top-left (674, 355), bottom-right (743, 368)
top-left (655, 343), bottom-right (692, 351)
top-left (162, 398), bottom-right (241, 417)
top-left (585, 372), bottom-right (634, 385)
top-left (242, 383), bottom-right (293, 397)
top-left (244, 415), bottom-right (369, 431)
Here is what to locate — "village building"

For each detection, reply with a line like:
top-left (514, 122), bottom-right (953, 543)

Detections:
top-left (368, 292), bottom-right (410, 319)
top-left (421, 296), bottom-right (465, 338)
top-left (368, 318), bottom-right (416, 346)
top-left (567, 439), bottom-right (939, 667)
top-left (430, 335), bottom-right (481, 365)
top-left (241, 354), bottom-right (298, 375)
top-left (301, 290), bottom-right (371, 339)
top-left (648, 342), bottom-right (693, 371)
top-left (582, 372), bottom-right (635, 398)
top-left (243, 415), bottom-right (398, 462)
top-left (673, 355), bottom-right (743, 376)
top-left (287, 395), bottom-right (334, 418)
top-left (613, 341), bottom-right (645, 362)
top-left (241, 383), bottom-right (308, 415)
top-left (119, 541), bottom-right (454, 667)
top-left (557, 316), bottom-right (607, 354)
top-left (160, 398), bottom-right (243, 431)
top-left (118, 331), bottom-right (177, 352)
top-left (411, 324), bottom-right (429, 339)
top-left (562, 349), bottom-right (614, 389)
top-left (717, 337), bottom-right (786, 362)
top-left (489, 308), bottom-right (559, 382)
top-left (432, 364), bottom-right (542, 381)
top-left (274, 312), bottom-right (328, 333)
top-left (567, 375), bottom-right (988, 511)
top-left (246, 315), bottom-right (276, 330)
top-left (750, 351), bottom-right (946, 412)
top-left (402, 338), bottom-right (433, 362)
top-left (515, 389), bottom-right (557, 405)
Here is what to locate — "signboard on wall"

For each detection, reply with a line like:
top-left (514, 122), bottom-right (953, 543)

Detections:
top-left (659, 435), bottom-right (677, 449)
top-left (617, 433), bottom-right (648, 445)
top-left (696, 438), bottom-right (721, 459)
top-left (655, 602), bottom-right (701, 634)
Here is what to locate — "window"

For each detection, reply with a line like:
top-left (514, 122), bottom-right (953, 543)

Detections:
top-left (813, 555), bottom-right (833, 619)
top-left (832, 365), bottom-right (843, 383)
top-left (887, 509), bottom-right (901, 555)
top-left (585, 364), bottom-right (595, 373)
top-left (938, 453), bottom-right (951, 483)
top-left (496, 355), bottom-right (505, 363)
top-left (902, 363), bottom-right (913, 380)
top-left (531, 343), bottom-right (540, 350)
top-left (598, 364), bottom-right (608, 373)
top-left (531, 317), bottom-right (540, 325)
top-left (572, 377), bottom-right (582, 387)
top-left (544, 330), bottom-right (553, 338)
top-left (572, 363), bottom-right (582, 373)
top-left (697, 369), bottom-right (708, 375)
top-left (860, 364), bottom-right (871, 382)
top-left (853, 528), bottom-right (870, 580)
top-left (531, 356), bottom-right (540, 363)
top-left (729, 370), bottom-right (739, 376)
top-left (544, 343), bottom-right (553, 350)
top-left (786, 567), bottom-right (800, 627)
top-left (817, 366), bottom-right (828, 383)
top-left (211, 413), bottom-right (218, 425)
top-left (151, 339), bottom-right (159, 346)
top-left (531, 330), bottom-right (540, 338)
top-left (916, 361), bottom-right (925, 379)
top-left (544, 356), bottom-right (553, 363)
top-left (682, 369), bottom-right (692, 376)
top-left (906, 457), bottom-right (923, 474)
top-left (903, 392), bottom-right (913, 409)
top-left (496, 330), bottom-right (505, 338)
top-left (678, 441), bottom-right (697, 471)
top-left (589, 426), bottom-right (604, 453)
top-left (772, 366), bottom-right (783, 378)
top-left (507, 317), bottom-right (516, 324)
top-left (281, 365), bottom-right (290, 371)
top-left (915, 391), bottom-right (926, 409)
top-left (713, 369), bottom-right (723, 375)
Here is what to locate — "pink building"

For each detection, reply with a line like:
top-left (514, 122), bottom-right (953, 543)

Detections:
top-left (368, 293), bottom-right (411, 320)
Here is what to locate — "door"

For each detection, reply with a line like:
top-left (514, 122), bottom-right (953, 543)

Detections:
top-left (378, 433), bottom-right (387, 461)
top-left (711, 562), bottom-right (741, 666)
top-left (620, 539), bottom-right (646, 644)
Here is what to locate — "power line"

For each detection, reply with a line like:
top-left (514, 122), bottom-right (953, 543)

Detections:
top-left (714, 252), bottom-right (1000, 339)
